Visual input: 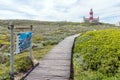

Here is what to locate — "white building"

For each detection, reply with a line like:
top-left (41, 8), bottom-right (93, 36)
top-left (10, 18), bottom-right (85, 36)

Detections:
top-left (115, 22), bottom-right (120, 26)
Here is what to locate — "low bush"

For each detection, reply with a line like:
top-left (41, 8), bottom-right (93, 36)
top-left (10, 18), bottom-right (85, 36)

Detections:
top-left (74, 28), bottom-right (120, 79)
top-left (0, 53), bottom-right (33, 80)
top-left (42, 40), bottom-right (58, 46)
top-left (14, 56), bottom-right (33, 73)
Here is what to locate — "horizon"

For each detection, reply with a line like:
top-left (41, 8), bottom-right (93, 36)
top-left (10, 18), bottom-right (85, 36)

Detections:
top-left (0, 19), bottom-right (114, 25)
top-left (0, 0), bottom-right (120, 24)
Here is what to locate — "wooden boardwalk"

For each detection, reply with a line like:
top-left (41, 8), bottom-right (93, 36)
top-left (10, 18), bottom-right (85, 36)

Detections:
top-left (24, 34), bottom-right (79, 80)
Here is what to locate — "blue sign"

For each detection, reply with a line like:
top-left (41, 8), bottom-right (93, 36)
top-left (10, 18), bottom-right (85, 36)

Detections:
top-left (16, 32), bottom-right (32, 54)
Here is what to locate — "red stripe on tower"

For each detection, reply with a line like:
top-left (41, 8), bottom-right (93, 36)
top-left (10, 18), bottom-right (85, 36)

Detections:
top-left (89, 9), bottom-right (93, 21)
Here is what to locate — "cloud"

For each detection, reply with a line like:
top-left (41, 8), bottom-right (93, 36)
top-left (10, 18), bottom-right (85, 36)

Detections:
top-left (0, 0), bottom-right (120, 23)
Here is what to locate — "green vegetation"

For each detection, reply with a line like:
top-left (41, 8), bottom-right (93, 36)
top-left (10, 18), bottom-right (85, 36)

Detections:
top-left (0, 20), bottom-right (116, 79)
top-left (73, 28), bottom-right (120, 80)
top-left (0, 54), bottom-right (33, 80)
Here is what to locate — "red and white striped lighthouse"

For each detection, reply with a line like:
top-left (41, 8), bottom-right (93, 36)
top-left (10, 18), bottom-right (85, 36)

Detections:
top-left (89, 9), bottom-right (93, 22)
top-left (83, 9), bottom-right (99, 23)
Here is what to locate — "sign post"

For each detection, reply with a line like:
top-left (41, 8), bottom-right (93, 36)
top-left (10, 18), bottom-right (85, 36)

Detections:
top-left (10, 25), bottom-right (14, 80)
top-left (8, 25), bottom-right (33, 80)
top-left (30, 25), bottom-right (33, 60)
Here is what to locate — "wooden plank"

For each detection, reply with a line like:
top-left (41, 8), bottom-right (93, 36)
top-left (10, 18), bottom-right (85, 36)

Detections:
top-left (24, 34), bottom-right (79, 80)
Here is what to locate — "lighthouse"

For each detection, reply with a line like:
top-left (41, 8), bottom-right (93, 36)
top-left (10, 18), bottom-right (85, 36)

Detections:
top-left (89, 9), bottom-right (93, 22)
top-left (83, 9), bottom-right (99, 23)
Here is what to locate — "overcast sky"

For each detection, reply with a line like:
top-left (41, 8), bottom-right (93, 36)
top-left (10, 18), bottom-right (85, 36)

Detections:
top-left (0, 0), bottom-right (120, 24)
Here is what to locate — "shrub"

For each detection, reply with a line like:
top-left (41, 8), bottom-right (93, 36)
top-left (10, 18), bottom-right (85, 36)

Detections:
top-left (14, 56), bottom-right (33, 73)
top-left (74, 29), bottom-right (120, 79)
top-left (42, 40), bottom-right (58, 46)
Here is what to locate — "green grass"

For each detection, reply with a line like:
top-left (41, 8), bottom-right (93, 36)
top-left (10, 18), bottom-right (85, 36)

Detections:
top-left (0, 52), bottom-right (33, 79)
top-left (73, 28), bottom-right (120, 80)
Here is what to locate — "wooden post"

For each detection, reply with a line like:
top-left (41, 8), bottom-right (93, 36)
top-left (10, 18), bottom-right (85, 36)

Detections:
top-left (9, 25), bottom-right (14, 80)
top-left (30, 25), bottom-right (33, 60)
